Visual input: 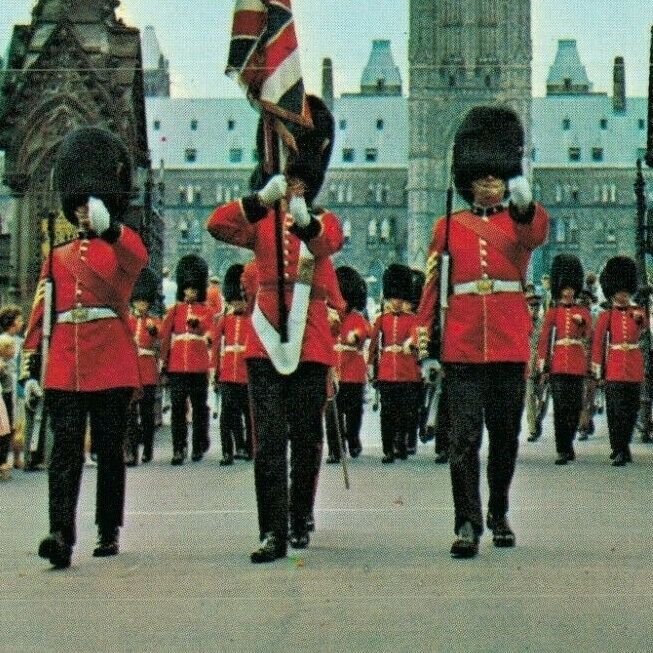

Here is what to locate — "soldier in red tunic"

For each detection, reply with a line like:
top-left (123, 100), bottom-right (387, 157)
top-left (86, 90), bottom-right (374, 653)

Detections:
top-left (591, 257), bottom-right (646, 466)
top-left (207, 95), bottom-right (343, 563)
top-left (211, 263), bottom-right (252, 465)
top-left (159, 255), bottom-right (213, 465)
top-left (536, 254), bottom-right (591, 465)
top-left (416, 106), bottom-right (549, 558)
top-left (369, 264), bottom-right (422, 463)
top-left (125, 267), bottom-right (161, 466)
top-left (22, 127), bottom-right (148, 569)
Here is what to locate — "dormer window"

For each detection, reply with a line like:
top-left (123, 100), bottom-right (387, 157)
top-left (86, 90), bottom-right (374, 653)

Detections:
top-left (376, 119), bottom-right (384, 130)
top-left (562, 118), bottom-right (571, 130)
top-left (228, 119), bottom-right (235, 130)
top-left (599, 118), bottom-right (608, 130)
top-left (365, 148), bottom-right (378, 163)
top-left (185, 148), bottom-right (197, 163)
top-left (339, 119), bottom-right (347, 130)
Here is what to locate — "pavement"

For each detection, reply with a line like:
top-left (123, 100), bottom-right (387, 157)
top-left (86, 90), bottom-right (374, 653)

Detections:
top-left (2, 403), bottom-right (653, 652)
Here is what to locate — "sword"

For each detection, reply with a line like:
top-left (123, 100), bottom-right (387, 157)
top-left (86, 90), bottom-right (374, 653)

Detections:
top-left (330, 396), bottom-right (350, 490)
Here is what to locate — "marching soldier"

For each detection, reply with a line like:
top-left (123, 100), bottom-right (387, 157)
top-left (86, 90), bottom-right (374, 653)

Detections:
top-left (125, 267), bottom-right (161, 466)
top-left (536, 255), bottom-right (591, 465)
top-left (591, 256), bottom-right (646, 466)
top-left (23, 127), bottom-right (148, 568)
top-left (368, 264), bottom-right (421, 464)
top-left (211, 263), bottom-right (252, 465)
top-left (207, 95), bottom-right (343, 562)
top-left (416, 106), bottom-right (549, 558)
top-left (159, 255), bottom-right (213, 465)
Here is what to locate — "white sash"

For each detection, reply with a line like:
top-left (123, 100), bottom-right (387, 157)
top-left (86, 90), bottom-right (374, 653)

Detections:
top-left (251, 241), bottom-right (315, 375)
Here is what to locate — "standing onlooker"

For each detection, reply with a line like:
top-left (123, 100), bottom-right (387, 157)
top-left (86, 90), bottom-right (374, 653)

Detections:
top-left (536, 255), bottom-right (591, 465)
top-left (591, 256), bottom-right (646, 466)
top-left (160, 255), bottom-right (213, 465)
top-left (416, 106), bottom-right (549, 558)
top-left (0, 334), bottom-right (17, 478)
top-left (23, 127), bottom-right (148, 569)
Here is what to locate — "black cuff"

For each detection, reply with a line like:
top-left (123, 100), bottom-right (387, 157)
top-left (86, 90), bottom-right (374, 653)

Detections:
top-left (290, 217), bottom-right (321, 242)
top-left (241, 194), bottom-right (268, 223)
top-left (101, 223), bottom-right (122, 243)
top-left (509, 202), bottom-right (536, 225)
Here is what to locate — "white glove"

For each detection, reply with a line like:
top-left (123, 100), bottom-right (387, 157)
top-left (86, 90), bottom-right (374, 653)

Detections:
top-left (420, 358), bottom-right (441, 382)
top-left (88, 196), bottom-right (111, 234)
top-left (25, 378), bottom-right (43, 403)
top-left (508, 176), bottom-right (532, 210)
top-left (289, 195), bottom-right (311, 228)
top-left (257, 174), bottom-right (287, 206)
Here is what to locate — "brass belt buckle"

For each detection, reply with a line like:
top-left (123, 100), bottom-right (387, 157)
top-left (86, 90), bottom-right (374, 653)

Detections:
top-left (476, 279), bottom-right (494, 295)
top-left (71, 306), bottom-right (89, 323)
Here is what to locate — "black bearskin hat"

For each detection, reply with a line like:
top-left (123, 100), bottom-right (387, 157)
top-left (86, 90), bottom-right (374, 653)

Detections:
top-left (382, 263), bottom-right (414, 301)
top-left (54, 126), bottom-right (133, 225)
top-left (550, 254), bottom-right (584, 300)
top-left (250, 95), bottom-right (335, 206)
top-left (453, 106), bottom-right (525, 205)
top-left (175, 254), bottom-right (208, 303)
top-left (410, 269), bottom-right (426, 309)
top-left (131, 267), bottom-right (159, 304)
top-left (336, 266), bottom-right (367, 312)
top-left (600, 256), bottom-right (638, 299)
top-left (223, 263), bottom-right (245, 303)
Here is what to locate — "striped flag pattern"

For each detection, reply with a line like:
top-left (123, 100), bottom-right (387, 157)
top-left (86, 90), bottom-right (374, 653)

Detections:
top-left (226, 0), bottom-right (312, 131)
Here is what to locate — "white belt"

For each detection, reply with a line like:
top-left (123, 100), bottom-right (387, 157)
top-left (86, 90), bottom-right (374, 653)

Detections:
top-left (610, 343), bottom-right (640, 351)
top-left (555, 338), bottom-right (584, 347)
top-left (383, 344), bottom-right (404, 354)
top-left (335, 344), bottom-right (359, 353)
top-left (452, 279), bottom-right (522, 296)
top-left (138, 348), bottom-right (156, 357)
top-left (223, 344), bottom-right (246, 353)
top-left (172, 333), bottom-right (207, 343)
top-left (57, 306), bottom-right (118, 324)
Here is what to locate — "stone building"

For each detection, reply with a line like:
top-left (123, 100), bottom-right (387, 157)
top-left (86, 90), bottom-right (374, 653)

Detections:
top-left (0, 0), bottom-right (162, 308)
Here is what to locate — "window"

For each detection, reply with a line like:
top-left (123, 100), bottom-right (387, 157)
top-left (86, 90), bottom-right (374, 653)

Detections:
top-left (568, 217), bottom-right (579, 244)
top-left (346, 183), bottom-right (353, 203)
top-left (343, 219), bottom-right (352, 241)
top-left (229, 148), bottom-right (243, 163)
top-left (568, 147), bottom-right (581, 162)
top-left (606, 227), bottom-right (616, 243)
top-left (571, 185), bottom-right (579, 202)
top-left (184, 148), bottom-right (197, 163)
top-left (555, 219), bottom-right (566, 243)
top-left (563, 78), bottom-right (572, 91)
top-left (227, 119), bottom-right (235, 130)
top-left (376, 119), bottom-right (384, 130)
top-left (191, 119), bottom-right (198, 131)
top-left (639, 118), bottom-right (646, 130)
top-left (367, 219), bottom-right (378, 243)
top-left (592, 147), bottom-right (604, 162)
top-left (342, 148), bottom-right (354, 163)
top-left (555, 185), bottom-right (562, 203)
top-left (339, 119), bottom-right (347, 130)
top-left (194, 186), bottom-right (202, 205)
top-left (365, 148), bottom-right (378, 163)
top-left (562, 118), bottom-right (570, 130)
top-left (599, 118), bottom-right (608, 130)
top-left (153, 120), bottom-right (161, 130)
top-left (380, 218), bottom-right (391, 242)
top-left (531, 147), bottom-right (537, 161)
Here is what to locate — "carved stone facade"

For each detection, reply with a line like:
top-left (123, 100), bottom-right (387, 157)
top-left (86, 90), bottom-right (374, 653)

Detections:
top-left (0, 0), bottom-right (157, 308)
top-left (407, 0), bottom-right (532, 266)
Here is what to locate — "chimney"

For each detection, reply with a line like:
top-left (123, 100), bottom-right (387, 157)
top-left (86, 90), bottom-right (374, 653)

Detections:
top-left (613, 56), bottom-right (626, 112)
top-left (322, 58), bottom-right (334, 111)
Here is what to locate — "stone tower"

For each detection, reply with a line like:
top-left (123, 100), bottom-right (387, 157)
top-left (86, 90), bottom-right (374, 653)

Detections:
top-left (0, 0), bottom-right (157, 305)
top-left (407, 0), bottom-right (533, 265)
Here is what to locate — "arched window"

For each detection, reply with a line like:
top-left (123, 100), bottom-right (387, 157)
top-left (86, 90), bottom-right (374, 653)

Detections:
top-left (343, 219), bottom-right (352, 241)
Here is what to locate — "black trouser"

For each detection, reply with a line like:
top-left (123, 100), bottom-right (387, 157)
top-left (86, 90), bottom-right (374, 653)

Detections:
top-left (325, 383), bottom-right (364, 457)
top-left (126, 384), bottom-right (157, 458)
top-left (45, 388), bottom-right (132, 545)
top-left (550, 374), bottom-right (584, 455)
top-left (434, 379), bottom-right (451, 455)
top-left (378, 382), bottom-right (421, 457)
top-left (219, 382), bottom-right (250, 458)
top-left (445, 363), bottom-right (526, 536)
top-left (247, 359), bottom-right (327, 541)
top-left (169, 372), bottom-right (209, 455)
top-left (606, 381), bottom-right (641, 454)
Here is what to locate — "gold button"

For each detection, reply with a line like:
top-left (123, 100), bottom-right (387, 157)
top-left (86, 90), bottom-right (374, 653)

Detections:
top-left (482, 216), bottom-right (489, 222)
top-left (480, 249), bottom-right (487, 256)
top-left (482, 273), bottom-right (489, 279)
top-left (481, 260), bottom-right (488, 267)
top-left (80, 255), bottom-right (87, 261)
top-left (76, 289), bottom-right (82, 296)
top-left (284, 272), bottom-right (290, 279)
top-left (479, 239), bottom-right (487, 246)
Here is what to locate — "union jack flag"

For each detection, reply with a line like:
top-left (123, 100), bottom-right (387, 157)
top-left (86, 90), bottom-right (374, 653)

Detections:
top-left (226, 0), bottom-right (313, 133)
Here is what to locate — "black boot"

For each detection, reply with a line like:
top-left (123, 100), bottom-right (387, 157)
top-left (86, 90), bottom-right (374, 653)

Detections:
top-left (38, 532), bottom-right (72, 569)
top-left (289, 518), bottom-right (310, 549)
top-left (487, 513), bottom-right (516, 548)
top-left (171, 449), bottom-right (185, 465)
top-left (93, 527), bottom-right (120, 557)
top-left (141, 447), bottom-right (153, 464)
top-left (250, 533), bottom-right (286, 563)
top-left (450, 522), bottom-right (479, 559)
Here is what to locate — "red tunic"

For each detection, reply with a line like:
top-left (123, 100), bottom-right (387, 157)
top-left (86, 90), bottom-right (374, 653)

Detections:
top-left (335, 311), bottom-right (371, 383)
top-left (159, 301), bottom-right (213, 373)
top-left (128, 313), bottom-right (161, 386)
top-left (591, 307), bottom-right (646, 383)
top-left (536, 304), bottom-right (592, 376)
top-left (417, 205), bottom-right (549, 363)
top-left (23, 226), bottom-right (147, 391)
top-left (211, 308), bottom-right (250, 384)
top-left (206, 201), bottom-right (344, 366)
top-left (369, 309), bottom-right (421, 383)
